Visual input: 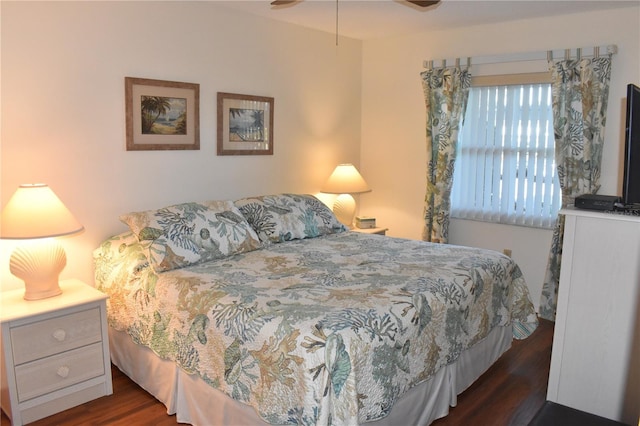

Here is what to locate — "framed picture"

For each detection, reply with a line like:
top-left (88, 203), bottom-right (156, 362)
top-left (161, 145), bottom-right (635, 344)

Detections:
top-left (125, 77), bottom-right (199, 151)
top-left (217, 92), bottom-right (274, 155)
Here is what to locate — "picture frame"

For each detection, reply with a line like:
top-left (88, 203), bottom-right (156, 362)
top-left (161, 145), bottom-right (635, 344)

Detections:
top-left (125, 77), bottom-right (200, 151)
top-left (217, 92), bottom-right (274, 155)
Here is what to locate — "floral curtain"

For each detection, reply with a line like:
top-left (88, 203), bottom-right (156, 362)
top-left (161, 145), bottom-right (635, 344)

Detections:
top-left (539, 55), bottom-right (613, 321)
top-left (420, 66), bottom-right (471, 243)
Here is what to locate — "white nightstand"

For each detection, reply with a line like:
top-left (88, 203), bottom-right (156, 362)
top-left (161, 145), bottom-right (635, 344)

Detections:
top-left (351, 226), bottom-right (388, 236)
top-left (0, 279), bottom-right (113, 425)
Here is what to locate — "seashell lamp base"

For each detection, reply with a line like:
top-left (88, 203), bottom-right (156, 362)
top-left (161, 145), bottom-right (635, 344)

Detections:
top-left (9, 238), bottom-right (66, 300)
top-left (333, 193), bottom-right (357, 229)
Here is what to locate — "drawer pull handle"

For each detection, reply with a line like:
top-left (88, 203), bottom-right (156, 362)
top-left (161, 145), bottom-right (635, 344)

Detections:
top-left (53, 329), bottom-right (66, 342)
top-left (57, 366), bottom-right (70, 378)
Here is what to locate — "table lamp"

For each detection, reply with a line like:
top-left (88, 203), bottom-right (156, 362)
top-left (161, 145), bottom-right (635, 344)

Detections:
top-left (1, 184), bottom-right (84, 300)
top-left (321, 163), bottom-right (371, 228)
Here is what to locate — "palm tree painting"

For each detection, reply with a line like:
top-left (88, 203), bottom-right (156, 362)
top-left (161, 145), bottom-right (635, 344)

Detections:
top-left (228, 108), bottom-right (265, 142)
top-left (141, 96), bottom-right (187, 135)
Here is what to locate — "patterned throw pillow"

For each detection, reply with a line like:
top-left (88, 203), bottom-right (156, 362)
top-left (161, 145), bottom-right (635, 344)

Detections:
top-left (234, 194), bottom-right (346, 244)
top-left (120, 200), bottom-right (262, 272)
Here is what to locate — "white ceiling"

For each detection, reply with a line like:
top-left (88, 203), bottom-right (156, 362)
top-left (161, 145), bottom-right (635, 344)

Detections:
top-left (218, 0), bottom-right (638, 40)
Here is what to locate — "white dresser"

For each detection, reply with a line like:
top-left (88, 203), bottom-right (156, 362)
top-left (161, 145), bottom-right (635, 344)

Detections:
top-left (547, 208), bottom-right (640, 424)
top-left (0, 279), bottom-right (113, 425)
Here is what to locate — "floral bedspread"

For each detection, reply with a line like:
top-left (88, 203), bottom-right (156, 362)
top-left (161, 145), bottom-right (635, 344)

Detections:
top-left (94, 231), bottom-right (538, 425)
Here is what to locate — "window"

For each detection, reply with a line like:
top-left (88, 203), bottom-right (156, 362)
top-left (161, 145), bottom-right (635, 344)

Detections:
top-left (451, 79), bottom-right (561, 229)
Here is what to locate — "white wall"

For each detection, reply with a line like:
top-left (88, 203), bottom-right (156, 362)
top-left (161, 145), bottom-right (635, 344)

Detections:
top-left (0, 1), bottom-right (363, 290)
top-left (360, 6), bottom-right (640, 311)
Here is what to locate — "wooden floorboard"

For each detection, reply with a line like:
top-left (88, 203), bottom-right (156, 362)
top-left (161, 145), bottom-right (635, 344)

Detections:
top-left (1, 319), bottom-right (553, 426)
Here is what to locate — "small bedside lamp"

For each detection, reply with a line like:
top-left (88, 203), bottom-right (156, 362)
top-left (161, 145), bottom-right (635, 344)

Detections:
top-left (321, 163), bottom-right (371, 228)
top-left (1, 184), bottom-right (84, 300)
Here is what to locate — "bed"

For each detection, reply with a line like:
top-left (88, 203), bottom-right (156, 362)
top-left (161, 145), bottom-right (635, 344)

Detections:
top-left (93, 194), bottom-right (538, 425)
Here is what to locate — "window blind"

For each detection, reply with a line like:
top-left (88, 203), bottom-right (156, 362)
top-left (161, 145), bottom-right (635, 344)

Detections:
top-left (451, 83), bottom-right (561, 229)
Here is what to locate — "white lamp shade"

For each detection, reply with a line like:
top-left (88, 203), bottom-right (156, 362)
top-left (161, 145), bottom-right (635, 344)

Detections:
top-left (320, 164), bottom-right (371, 194)
top-left (1, 184), bottom-right (84, 239)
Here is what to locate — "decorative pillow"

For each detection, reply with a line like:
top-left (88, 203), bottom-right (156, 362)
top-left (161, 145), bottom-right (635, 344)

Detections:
top-left (119, 200), bottom-right (262, 272)
top-left (93, 231), bottom-right (141, 262)
top-left (234, 194), bottom-right (347, 244)
top-left (93, 231), bottom-right (152, 288)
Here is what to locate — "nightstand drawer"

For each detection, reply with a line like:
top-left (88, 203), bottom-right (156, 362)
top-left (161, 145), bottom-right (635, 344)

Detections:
top-left (15, 342), bottom-right (105, 402)
top-left (10, 307), bottom-right (102, 365)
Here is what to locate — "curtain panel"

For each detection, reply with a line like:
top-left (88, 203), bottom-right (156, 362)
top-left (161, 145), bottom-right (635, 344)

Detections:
top-left (420, 67), bottom-right (471, 243)
top-left (539, 56), bottom-right (613, 321)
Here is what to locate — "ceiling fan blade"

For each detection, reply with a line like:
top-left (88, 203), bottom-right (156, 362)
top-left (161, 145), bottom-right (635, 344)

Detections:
top-left (271, 0), bottom-right (297, 5)
top-left (406, 0), bottom-right (440, 7)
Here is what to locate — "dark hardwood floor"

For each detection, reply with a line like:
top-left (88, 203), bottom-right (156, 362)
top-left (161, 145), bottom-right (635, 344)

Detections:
top-left (431, 319), bottom-right (554, 426)
top-left (1, 320), bottom-right (553, 426)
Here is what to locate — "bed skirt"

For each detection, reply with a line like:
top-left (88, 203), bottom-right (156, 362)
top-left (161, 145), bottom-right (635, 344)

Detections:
top-left (109, 325), bottom-right (512, 425)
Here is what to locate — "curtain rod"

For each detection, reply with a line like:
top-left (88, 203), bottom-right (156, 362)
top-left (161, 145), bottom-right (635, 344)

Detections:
top-left (423, 44), bottom-right (617, 69)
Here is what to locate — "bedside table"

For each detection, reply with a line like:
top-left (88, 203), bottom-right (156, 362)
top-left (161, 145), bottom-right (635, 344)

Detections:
top-left (351, 226), bottom-right (388, 236)
top-left (0, 279), bottom-right (113, 425)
